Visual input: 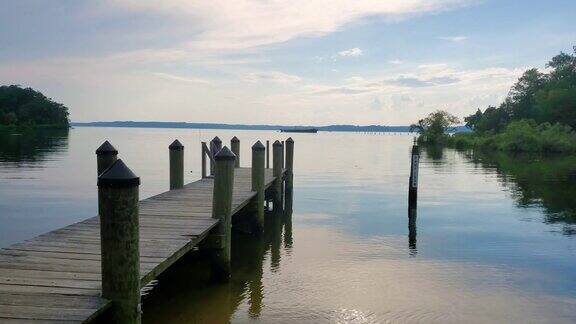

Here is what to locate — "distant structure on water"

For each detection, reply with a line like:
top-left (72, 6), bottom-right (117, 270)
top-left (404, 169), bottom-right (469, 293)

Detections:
top-left (280, 128), bottom-right (318, 133)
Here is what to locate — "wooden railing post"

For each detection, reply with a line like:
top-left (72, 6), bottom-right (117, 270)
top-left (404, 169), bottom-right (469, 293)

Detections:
top-left (231, 136), bottom-right (240, 168)
top-left (96, 141), bottom-right (118, 176)
top-left (251, 141), bottom-right (265, 231)
top-left (210, 136), bottom-right (222, 176)
top-left (272, 140), bottom-right (283, 212)
top-left (98, 159), bottom-right (141, 324)
top-left (285, 137), bottom-right (294, 214)
top-left (211, 146), bottom-right (236, 280)
top-left (169, 140), bottom-right (184, 190)
top-left (409, 138), bottom-right (420, 208)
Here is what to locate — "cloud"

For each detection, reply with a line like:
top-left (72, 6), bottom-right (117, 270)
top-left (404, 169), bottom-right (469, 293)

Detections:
top-left (387, 75), bottom-right (460, 87)
top-left (438, 36), bottom-right (468, 42)
top-left (389, 59), bottom-right (404, 65)
top-left (109, 0), bottom-right (476, 53)
top-left (244, 71), bottom-right (302, 83)
top-left (151, 72), bottom-right (211, 85)
top-left (338, 48), bottom-right (363, 57)
top-left (370, 97), bottom-right (383, 110)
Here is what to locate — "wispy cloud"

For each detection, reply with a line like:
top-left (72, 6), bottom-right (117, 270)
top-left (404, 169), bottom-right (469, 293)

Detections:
top-left (244, 71), bottom-right (302, 83)
top-left (152, 72), bottom-right (211, 85)
top-left (389, 59), bottom-right (404, 65)
top-left (338, 48), bottom-right (363, 57)
top-left (437, 36), bottom-right (468, 42)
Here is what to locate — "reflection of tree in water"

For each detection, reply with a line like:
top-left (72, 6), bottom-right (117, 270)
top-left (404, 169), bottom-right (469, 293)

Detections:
top-left (140, 210), bottom-right (292, 323)
top-left (0, 128), bottom-right (69, 165)
top-left (463, 150), bottom-right (576, 235)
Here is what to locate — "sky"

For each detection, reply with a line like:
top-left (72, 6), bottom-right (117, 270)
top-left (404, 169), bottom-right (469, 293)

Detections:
top-left (0, 0), bottom-right (574, 126)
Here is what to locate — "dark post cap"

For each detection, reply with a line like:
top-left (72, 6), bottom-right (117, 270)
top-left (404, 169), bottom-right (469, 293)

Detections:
top-left (252, 140), bottom-right (265, 151)
top-left (231, 136), bottom-right (240, 143)
top-left (286, 137), bottom-right (294, 143)
top-left (214, 146), bottom-right (236, 161)
top-left (273, 140), bottom-right (282, 146)
top-left (169, 139), bottom-right (184, 150)
top-left (95, 141), bottom-right (118, 156)
top-left (211, 136), bottom-right (222, 144)
top-left (98, 159), bottom-right (140, 188)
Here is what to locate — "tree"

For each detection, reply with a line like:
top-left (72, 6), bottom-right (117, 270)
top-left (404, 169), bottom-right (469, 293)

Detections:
top-left (464, 109), bottom-right (483, 130)
top-left (0, 85), bottom-right (69, 127)
top-left (410, 110), bottom-right (460, 144)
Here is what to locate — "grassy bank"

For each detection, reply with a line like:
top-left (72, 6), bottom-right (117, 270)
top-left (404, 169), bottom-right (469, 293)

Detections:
top-left (445, 120), bottom-right (576, 153)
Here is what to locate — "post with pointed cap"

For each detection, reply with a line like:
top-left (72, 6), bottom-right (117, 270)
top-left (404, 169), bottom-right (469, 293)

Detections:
top-left (211, 146), bottom-right (236, 280)
top-left (169, 139), bottom-right (184, 190)
top-left (408, 137), bottom-right (420, 208)
top-left (251, 141), bottom-right (265, 231)
top-left (98, 159), bottom-right (141, 324)
top-left (231, 136), bottom-right (240, 168)
top-left (272, 140), bottom-right (284, 212)
top-left (285, 137), bottom-right (294, 214)
top-left (210, 136), bottom-right (222, 176)
top-left (96, 141), bottom-right (118, 176)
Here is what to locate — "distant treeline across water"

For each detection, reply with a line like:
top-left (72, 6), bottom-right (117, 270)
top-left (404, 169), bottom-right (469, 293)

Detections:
top-left (72, 121), bottom-right (469, 133)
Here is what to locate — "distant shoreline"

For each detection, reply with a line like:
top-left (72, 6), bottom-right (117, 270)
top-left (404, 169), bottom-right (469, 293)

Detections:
top-left (71, 121), bottom-right (469, 133)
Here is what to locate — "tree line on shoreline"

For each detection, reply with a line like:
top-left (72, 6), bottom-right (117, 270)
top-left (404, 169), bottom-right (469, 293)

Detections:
top-left (412, 46), bottom-right (576, 153)
top-left (0, 85), bottom-right (69, 129)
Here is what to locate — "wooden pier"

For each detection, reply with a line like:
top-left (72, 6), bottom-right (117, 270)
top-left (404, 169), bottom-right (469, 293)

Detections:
top-left (0, 136), bottom-right (294, 323)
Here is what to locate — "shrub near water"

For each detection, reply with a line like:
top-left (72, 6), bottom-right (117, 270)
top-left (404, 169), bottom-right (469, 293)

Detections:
top-left (449, 120), bottom-right (576, 153)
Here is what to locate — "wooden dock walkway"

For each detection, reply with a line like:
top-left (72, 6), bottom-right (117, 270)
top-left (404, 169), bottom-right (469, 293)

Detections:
top-left (0, 137), bottom-right (294, 323)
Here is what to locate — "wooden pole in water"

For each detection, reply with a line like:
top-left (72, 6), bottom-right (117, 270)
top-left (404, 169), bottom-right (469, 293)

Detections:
top-left (96, 141), bottom-right (118, 176)
top-left (408, 138), bottom-right (420, 208)
top-left (272, 140), bottom-right (283, 212)
top-left (210, 136), bottom-right (222, 176)
top-left (98, 159), bottom-right (141, 324)
top-left (251, 141), bottom-right (265, 232)
top-left (281, 140), bottom-right (285, 169)
top-left (231, 136), bottom-right (240, 168)
top-left (211, 146), bottom-right (236, 280)
top-left (266, 140), bottom-right (270, 169)
top-left (284, 137), bottom-right (294, 214)
top-left (169, 140), bottom-right (184, 190)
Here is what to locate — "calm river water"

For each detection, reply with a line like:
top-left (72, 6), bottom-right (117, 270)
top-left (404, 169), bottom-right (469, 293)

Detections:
top-left (1, 127), bottom-right (575, 323)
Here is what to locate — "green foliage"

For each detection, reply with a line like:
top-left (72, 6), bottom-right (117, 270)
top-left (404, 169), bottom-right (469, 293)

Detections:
top-left (0, 85), bottom-right (69, 128)
top-left (464, 47), bottom-right (576, 132)
top-left (447, 120), bottom-right (576, 153)
top-left (410, 110), bottom-right (460, 144)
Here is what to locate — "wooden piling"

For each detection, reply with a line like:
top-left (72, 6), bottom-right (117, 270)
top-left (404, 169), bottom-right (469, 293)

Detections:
top-left (211, 146), bottom-right (236, 280)
top-left (285, 137), bottom-right (294, 213)
top-left (169, 139), bottom-right (184, 190)
top-left (251, 141), bottom-right (265, 232)
top-left (281, 140), bottom-right (285, 169)
top-left (408, 139), bottom-right (420, 207)
top-left (95, 141), bottom-right (118, 176)
top-left (210, 136), bottom-right (222, 176)
top-left (231, 136), bottom-right (240, 168)
top-left (97, 159), bottom-right (141, 324)
top-left (266, 140), bottom-right (270, 169)
top-left (272, 140), bottom-right (283, 212)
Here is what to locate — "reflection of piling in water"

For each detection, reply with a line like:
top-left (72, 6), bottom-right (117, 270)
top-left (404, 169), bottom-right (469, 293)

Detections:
top-left (408, 138), bottom-right (420, 208)
top-left (285, 138), bottom-right (294, 215)
top-left (408, 207), bottom-right (417, 256)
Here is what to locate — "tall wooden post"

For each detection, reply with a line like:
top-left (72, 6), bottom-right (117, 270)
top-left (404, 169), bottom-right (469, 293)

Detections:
top-left (251, 141), bottom-right (265, 232)
top-left (211, 146), bottom-right (236, 280)
top-left (266, 140), bottom-right (270, 169)
top-left (231, 136), bottom-right (240, 168)
top-left (210, 136), bottom-right (222, 176)
top-left (281, 140), bottom-right (285, 169)
top-left (409, 138), bottom-right (420, 208)
top-left (98, 159), bottom-right (141, 324)
top-left (272, 140), bottom-right (283, 212)
top-left (284, 138), bottom-right (294, 214)
top-left (96, 141), bottom-right (118, 176)
top-left (169, 139), bottom-right (184, 190)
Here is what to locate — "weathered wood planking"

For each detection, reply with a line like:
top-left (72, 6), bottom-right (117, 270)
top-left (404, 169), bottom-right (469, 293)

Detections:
top-left (0, 167), bottom-right (279, 323)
